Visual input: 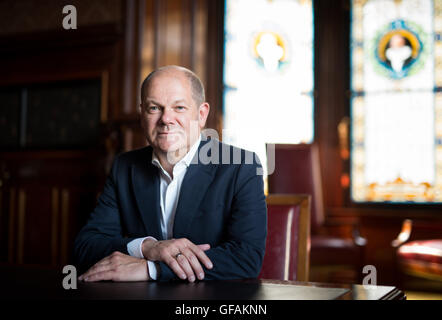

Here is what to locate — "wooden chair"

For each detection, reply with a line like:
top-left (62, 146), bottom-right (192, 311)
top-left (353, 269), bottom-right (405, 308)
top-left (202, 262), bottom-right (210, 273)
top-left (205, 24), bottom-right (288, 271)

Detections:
top-left (259, 194), bottom-right (311, 281)
top-left (392, 219), bottom-right (442, 292)
top-left (267, 143), bottom-right (366, 284)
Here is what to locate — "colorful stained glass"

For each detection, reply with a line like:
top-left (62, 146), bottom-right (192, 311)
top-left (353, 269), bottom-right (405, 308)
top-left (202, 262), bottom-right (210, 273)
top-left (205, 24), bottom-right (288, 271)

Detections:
top-left (351, 0), bottom-right (442, 203)
top-left (223, 0), bottom-right (314, 179)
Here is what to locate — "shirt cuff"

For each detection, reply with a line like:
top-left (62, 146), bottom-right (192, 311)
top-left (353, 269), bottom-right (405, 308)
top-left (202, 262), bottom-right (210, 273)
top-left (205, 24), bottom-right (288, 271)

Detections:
top-left (147, 260), bottom-right (159, 280)
top-left (127, 236), bottom-right (159, 280)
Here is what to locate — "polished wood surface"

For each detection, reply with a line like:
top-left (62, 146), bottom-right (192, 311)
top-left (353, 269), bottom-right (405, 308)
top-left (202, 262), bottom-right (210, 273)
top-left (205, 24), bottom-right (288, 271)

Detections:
top-left (0, 265), bottom-right (405, 300)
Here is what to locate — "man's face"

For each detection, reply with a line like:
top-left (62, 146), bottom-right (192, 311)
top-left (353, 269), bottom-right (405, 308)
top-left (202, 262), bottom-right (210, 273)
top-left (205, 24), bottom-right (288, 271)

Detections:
top-left (140, 71), bottom-right (208, 158)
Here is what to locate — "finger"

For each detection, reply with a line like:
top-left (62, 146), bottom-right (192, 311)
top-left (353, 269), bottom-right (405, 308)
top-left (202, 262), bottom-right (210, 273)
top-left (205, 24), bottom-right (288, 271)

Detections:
top-left (197, 244), bottom-right (211, 251)
top-left (181, 248), bottom-right (205, 280)
top-left (79, 253), bottom-right (119, 280)
top-left (83, 270), bottom-right (115, 282)
top-left (164, 255), bottom-right (187, 280)
top-left (79, 262), bottom-right (114, 281)
top-left (176, 253), bottom-right (196, 282)
top-left (79, 252), bottom-right (124, 280)
top-left (190, 244), bottom-right (213, 269)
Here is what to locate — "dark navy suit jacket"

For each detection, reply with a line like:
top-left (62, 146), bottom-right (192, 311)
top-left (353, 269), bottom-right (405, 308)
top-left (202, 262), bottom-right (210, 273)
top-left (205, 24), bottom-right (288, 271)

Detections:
top-left (73, 138), bottom-right (267, 281)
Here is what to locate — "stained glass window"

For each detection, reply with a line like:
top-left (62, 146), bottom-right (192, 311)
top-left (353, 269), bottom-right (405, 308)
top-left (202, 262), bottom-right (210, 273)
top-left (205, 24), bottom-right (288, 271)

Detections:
top-left (350, 0), bottom-right (442, 203)
top-left (223, 0), bottom-right (314, 179)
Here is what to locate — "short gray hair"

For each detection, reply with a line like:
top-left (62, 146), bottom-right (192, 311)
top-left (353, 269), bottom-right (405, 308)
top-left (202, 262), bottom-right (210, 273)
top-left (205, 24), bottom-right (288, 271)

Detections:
top-left (140, 65), bottom-right (205, 107)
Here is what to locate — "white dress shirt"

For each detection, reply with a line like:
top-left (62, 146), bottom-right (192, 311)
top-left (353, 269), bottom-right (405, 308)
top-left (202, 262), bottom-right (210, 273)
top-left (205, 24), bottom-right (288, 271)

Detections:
top-left (127, 136), bottom-right (202, 280)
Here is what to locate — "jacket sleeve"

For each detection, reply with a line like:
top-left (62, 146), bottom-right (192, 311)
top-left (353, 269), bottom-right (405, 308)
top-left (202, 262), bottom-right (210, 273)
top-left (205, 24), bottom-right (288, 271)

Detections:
top-left (158, 159), bottom-right (267, 281)
top-left (73, 155), bottom-right (137, 273)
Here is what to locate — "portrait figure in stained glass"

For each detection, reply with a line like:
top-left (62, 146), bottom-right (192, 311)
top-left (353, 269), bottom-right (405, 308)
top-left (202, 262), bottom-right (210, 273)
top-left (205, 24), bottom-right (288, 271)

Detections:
top-left (385, 33), bottom-right (413, 72)
top-left (253, 31), bottom-right (288, 72)
top-left (373, 20), bottom-right (425, 79)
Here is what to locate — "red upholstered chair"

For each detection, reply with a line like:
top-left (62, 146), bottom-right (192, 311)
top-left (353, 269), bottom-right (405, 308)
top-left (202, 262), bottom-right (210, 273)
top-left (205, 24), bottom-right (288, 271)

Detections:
top-left (392, 219), bottom-right (442, 291)
top-left (267, 143), bottom-right (366, 284)
top-left (259, 194), bottom-right (311, 281)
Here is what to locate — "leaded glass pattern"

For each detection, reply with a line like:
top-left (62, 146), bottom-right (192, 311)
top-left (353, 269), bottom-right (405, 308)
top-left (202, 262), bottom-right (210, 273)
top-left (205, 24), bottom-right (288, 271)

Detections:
top-left (223, 0), bottom-right (314, 179)
top-left (351, 0), bottom-right (442, 203)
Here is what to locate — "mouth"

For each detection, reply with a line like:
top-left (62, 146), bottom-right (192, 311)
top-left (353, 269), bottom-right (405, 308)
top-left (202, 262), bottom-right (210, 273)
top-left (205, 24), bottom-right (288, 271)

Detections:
top-left (157, 131), bottom-right (185, 138)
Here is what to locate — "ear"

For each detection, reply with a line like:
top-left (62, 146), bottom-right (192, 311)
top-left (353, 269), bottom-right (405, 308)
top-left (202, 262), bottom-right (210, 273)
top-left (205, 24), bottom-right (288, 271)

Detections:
top-left (198, 102), bottom-right (210, 128)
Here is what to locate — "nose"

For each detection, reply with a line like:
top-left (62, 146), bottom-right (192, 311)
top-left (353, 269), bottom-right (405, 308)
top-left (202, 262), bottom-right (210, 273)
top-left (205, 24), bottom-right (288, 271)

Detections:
top-left (159, 107), bottom-right (174, 125)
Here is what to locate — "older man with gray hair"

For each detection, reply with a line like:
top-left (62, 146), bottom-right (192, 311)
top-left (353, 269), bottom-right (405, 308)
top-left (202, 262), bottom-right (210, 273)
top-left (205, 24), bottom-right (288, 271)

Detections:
top-left (74, 65), bottom-right (267, 282)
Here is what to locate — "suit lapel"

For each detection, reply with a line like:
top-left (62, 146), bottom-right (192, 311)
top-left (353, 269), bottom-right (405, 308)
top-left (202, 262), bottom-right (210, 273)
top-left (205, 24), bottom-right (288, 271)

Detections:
top-left (173, 139), bottom-right (217, 238)
top-left (131, 147), bottom-right (163, 240)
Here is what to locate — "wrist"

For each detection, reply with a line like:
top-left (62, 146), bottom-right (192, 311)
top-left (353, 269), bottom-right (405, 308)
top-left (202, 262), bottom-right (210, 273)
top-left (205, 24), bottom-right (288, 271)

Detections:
top-left (141, 238), bottom-right (156, 259)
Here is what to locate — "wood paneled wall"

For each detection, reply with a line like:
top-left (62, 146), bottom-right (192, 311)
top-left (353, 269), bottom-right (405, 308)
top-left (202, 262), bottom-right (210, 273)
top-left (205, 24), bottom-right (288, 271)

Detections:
top-left (0, 0), bottom-right (123, 36)
top-left (0, 151), bottom-right (104, 267)
top-left (0, 1), bottom-right (128, 268)
top-left (141, 0), bottom-right (209, 93)
top-left (0, 0), bottom-right (224, 268)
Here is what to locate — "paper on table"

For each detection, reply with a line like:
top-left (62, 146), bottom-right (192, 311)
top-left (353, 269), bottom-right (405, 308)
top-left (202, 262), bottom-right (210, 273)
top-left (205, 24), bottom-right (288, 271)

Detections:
top-left (257, 283), bottom-right (349, 300)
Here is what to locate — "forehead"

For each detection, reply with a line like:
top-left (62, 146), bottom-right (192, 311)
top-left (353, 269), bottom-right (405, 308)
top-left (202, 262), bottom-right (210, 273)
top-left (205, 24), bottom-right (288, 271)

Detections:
top-left (146, 71), bottom-right (191, 96)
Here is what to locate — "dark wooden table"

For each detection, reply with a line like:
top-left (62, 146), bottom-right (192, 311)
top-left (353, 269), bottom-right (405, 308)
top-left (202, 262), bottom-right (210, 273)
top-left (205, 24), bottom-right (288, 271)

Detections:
top-left (0, 265), bottom-right (405, 300)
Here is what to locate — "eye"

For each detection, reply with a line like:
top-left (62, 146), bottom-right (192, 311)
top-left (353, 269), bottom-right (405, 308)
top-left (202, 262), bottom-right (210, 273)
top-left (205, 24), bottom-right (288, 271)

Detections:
top-left (175, 106), bottom-right (186, 112)
top-left (146, 105), bottom-right (160, 113)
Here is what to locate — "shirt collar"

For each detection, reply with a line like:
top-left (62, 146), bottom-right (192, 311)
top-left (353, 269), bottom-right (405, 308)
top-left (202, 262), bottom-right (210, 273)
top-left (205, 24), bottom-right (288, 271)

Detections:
top-left (151, 135), bottom-right (201, 170)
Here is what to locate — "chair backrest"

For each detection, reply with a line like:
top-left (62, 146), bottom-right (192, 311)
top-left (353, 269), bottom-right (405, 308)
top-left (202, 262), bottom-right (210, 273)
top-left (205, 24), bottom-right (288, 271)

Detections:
top-left (259, 194), bottom-right (311, 281)
top-left (267, 143), bottom-right (324, 233)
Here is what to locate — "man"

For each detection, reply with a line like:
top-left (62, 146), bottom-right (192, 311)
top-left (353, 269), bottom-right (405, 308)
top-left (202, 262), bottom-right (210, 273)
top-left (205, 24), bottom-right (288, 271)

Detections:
top-left (74, 65), bottom-right (267, 282)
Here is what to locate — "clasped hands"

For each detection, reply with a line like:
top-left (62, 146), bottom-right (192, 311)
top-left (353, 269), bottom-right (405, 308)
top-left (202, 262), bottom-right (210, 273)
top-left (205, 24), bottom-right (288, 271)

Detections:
top-left (78, 238), bottom-right (213, 283)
